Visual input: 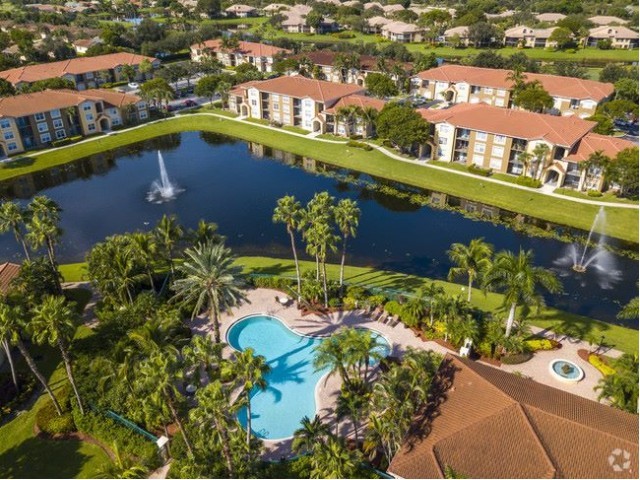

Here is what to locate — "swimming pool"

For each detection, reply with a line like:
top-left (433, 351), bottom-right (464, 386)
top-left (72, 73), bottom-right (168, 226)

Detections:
top-left (226, 314), bottom-right (391, 440)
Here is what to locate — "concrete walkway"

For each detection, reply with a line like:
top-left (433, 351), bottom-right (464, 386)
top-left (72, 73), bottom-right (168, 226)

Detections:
top-left (190, 288), bottom-right (621, 459)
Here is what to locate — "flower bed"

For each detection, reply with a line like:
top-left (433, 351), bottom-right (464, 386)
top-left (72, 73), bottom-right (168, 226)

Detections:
top-left (525, 337), bottom-right (562, 351)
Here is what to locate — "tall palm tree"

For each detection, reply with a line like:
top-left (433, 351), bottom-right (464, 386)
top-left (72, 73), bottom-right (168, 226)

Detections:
top-left (423, 282), bottom-right (445, 327)
top-left (0, 201), bottom-right (31, 259)
top-left (334, 199), bottom-right (360, 289)
top-left (190, 381), bottom-right (238, 476)
top-left (310, 436), bottom-right (360, 479)
top-left (336, 389), bottom-right (366, 445)
top-left (95, 442), bottom-right (148, 479)
top-left (30, 295), bottom-right (85, 414)
top-left (447, 238), bottom-right (493, 302)
top-left (154, 214), bottom-right (183, 275)
top-left (2, 335), bottom-right (18, 391)
top-left (217, 81), bottom-right (232, 109)
top-left (172, 241), bottom-right (246, 345)
top-left (579, 150), bottom-right (610, 190)
top-left (531, 143), bottom-right (551, 180)
top-left (483, 249), bottom-right (562, 337)
top-left (336, 105), bottom-right (361, 136)
top-left (273, 196), bottom-right (303, 299)
top-left (0, 302), bottom-right (62, 415)
top-left (189, 220), bottom-right (222, 246)
top-left (360, 106), bottom-right (379, 138)
top-left (231, 347), bottom-right (271, 450)
top-left (137, 351), bottom-right (195, 458)
top-left (129, 232), bottom-right (158, 291)
top-left (292, 415), bottom-right (330, 455)
top-left (313, 334), bottom-right (352, 387)
top-left (595, 353), bottom-right (638, 413)
top-left (182, 334), bottom-right (225, 385)
top-left (25, 196), bottom-right (62, 292)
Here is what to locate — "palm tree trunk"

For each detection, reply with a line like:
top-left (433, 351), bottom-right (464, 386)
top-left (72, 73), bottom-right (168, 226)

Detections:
top-left (315, 254), bottom-right (320, 281)
top-left (3, 338), bottom-right (18, 391)
top-left (46, 237), bottom-right (62, 294)
top-left (167, 396), bottom-right (194, 458)
top-left (16, 340), bottom-right (62, 415)
top-left (339, 235), bottom-right (347, 289)
top-left (467, 276), bottom-right (473, 302)
top-left (352, 416), bottom-right (359, 445)
top-left (245, 391), bottom-right (252, 450)
top-left (505, 303), bottom-right (517, 337)
top-left (58, 340), bottom-right (84, 414)
top-left (15, 231), bottom-right (30, 261)
top-left (209, 297), bottom-right (221, 345)
top-left (322, 260), bottom-right (329, 308)
top-left (147, 269), bottom-right (156, 292)
top-left (213, 417), bottom-right (235, 477)
top-left (288, 227), bottom-right (301, 300)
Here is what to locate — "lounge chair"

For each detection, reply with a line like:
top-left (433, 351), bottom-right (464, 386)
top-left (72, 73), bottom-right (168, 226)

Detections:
top-left (390, 314), bottom-right (400, 327)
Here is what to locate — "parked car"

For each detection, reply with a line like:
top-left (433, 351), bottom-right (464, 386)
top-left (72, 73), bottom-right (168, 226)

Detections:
top-left (127, 82), bottom-right (140, 89)
top-left (183, 99), bottom-right (198, 107)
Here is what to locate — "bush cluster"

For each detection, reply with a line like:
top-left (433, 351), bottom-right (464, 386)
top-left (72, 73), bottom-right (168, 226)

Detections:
top-left (248, 275), bottom-right (295, 291)
top-left (524, 338), bottom-right (560, 351)
top-left (36, 389), bottom-right (76, 436)
top-left (587, 190), bottom-right (603, 197)
top-left (51, 135), bottom-right (83, 148)
top-left (500, 352), bottom-right (534, 364)
top-left (0, 373), bottom-right (37, 420)
top-left (515, 176), bottom-right (542, 188)
top-left (346, 140), bottom-right (373, 151)
top-left (589, 354), bottom-right (616, 376)
top-left (466, 164), bottom-right (492, 177)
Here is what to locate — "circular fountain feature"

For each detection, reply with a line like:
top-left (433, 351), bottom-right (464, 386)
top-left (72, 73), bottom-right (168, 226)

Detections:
top-left (147, 151), bottom-right (184, 203)
top-left (572, 264), bottom-right (587, 273)
top-left (549, 359), bottom-right (584, 383)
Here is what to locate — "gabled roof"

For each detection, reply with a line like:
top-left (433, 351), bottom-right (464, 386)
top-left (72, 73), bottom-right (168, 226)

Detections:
top-left (0, 89), bottom-right (142, 118)
top-left (535, 12), bottom-right (567, 22)
top-left (0, 262), bottom-right (20, 295)
top-left (589, 26), bottom-right (640, 39)
top-left (0, 52), bottom-right (158, 85)
top-left (589, 15), bottom-right (629, 25)
top-left (382, 21), bottom-right (422, 34)
top-left (324, 94), bottom-right (386, 114)
top-left (504, 25), bottom-right (558, 39)
top-left (444, 26), bottom-right (469, 37)
top-left (389, 355), bottom-right (639, 479)
top-left (367, 16), bottom-right (392, 27)
top-left (191, 39), bottom-right (290, 58)
top-left (291, 50), bottom-right (412, 73)
top-left (567, 132), bottom-right (637, 162)
top-left (224, 4), bottom-right (256, 13)
top-left (415, 65), bottom-right (614, 101)
top-left (419, 103), bottom-right (595, 147)
top-left (245, 76), bottom-right (365, 103)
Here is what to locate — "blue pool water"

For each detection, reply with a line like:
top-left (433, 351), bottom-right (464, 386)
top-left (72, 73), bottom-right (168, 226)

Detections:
top-left (226, 315), bottom-right (390, 440)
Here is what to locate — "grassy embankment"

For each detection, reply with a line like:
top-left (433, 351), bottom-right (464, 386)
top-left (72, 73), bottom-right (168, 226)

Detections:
top-left (59, 257), bottom-right (639, 355)
top-left (1, 114), bottom-right (637, 243)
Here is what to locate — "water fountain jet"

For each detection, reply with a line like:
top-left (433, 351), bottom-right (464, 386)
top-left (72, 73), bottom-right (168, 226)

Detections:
top-left (147, 151), bottom-right (183, 203)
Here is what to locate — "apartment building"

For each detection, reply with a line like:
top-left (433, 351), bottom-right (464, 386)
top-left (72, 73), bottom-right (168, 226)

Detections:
top-left (587, 26), bottom-right (639, 49)
top-left (381, 22), bottom-right (424, 43)
top-left (420, 103), bottom-right (634, 191)
top-left (228, 76), bottom-right (365, 132)
top-left (0, 89), bottom-right (148, 157)
top-left (323, 94), bottom-right (386, 137)
top-left (503, 25), bottom-right (559, 48)
top-left (0, 52), bottom-right (160, 91)
top-left (290, 51), bottom-right (412, 86)
top-left (190, 40), bottom-right (290, 73)
top-left (412, 65), bottom-right (614, 118)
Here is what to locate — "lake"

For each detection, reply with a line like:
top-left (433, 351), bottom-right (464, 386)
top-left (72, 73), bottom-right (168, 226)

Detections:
top-left (0, 131), bottom-right (637, 326)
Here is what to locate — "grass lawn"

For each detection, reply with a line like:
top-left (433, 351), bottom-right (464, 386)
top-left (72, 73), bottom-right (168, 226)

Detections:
top-left (59, 257), bottom-right (638, 355)
top-left (0, 327), bottom-right (110, 479)
top-left (554, 188), bottom-right (638, 205)
top-left (282, 125), bottom-right (310, 135)
top-left (2, 114), bottom-right (637, 242)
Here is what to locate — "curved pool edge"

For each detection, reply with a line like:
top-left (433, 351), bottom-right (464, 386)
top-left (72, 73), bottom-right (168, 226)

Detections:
top-left (548, 358), bottom-right (585, 383)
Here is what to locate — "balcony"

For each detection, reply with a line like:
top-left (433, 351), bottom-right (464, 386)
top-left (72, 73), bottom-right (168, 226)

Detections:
top-left (453, 153), bottom-right (468, 164)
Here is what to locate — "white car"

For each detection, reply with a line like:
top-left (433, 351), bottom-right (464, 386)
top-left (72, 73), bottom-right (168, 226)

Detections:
top-left (127, 82), bottom-right (140, 89)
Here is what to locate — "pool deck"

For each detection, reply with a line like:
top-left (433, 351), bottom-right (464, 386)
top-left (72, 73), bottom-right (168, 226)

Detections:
top-left (191, 288), bottom-right (622, 459)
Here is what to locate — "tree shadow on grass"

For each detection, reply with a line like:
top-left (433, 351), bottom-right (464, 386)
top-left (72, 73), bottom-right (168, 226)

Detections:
top-left (0, 436), bottom-right (97, 479)
top-left (245, 262), bottom-right (296, 277)
top-left (1, 157), bottom-right (35, 169)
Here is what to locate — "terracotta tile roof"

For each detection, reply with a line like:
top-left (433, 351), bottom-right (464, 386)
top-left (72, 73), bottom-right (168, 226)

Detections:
top-left (0, 262), bottom-right (20, 295)
top-left (245, 76), bottom-right (365, 103)
top-left (291, 50), bottom-right (412, 73)
top-left (229, 80), bottom-right (262, 96)
top-left (0, 89), bottom-right (142, 118)
top-left (0, 52), bottom-right (158, 86)
top-left (324, 94), bottom-right (386, 114)
top-left (415, 64), bottom-right (614, 101)
top-left (389, 355), bottom-right (639, 479)
top-left (420, 103), bottom-right (595, 147)
top-left (589, 26), bottom-right (640, 39)
top-left (224, 4), bottom-right (256, 13)
top-left (192, 39), bottom-right (290, 58)
top-left (567, 132), bottom-right (637, 162)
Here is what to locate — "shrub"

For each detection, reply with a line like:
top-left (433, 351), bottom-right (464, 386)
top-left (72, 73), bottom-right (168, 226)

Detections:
top-left (333, 32), bottom-right (355, 39)
top-left (515, 176), bottom-right (542, 188)
top-left (250, 276), bottom-right (295, 291)
top-left (367, 294), bottom-right (387, 307)
top-left (589, 354), bottom-right (616, 376)
top-left (328, 297), bottom-right (341, 308)
top-left (525, 338), bottom-right (560, 351)
top-left (0, 372), bottom-right (37, 420)
top-left (342, 296), bottom-right (357, 310)
top-left (587, 190), bottom-right (603, 197)
top-left (501, 352), bottom-right (534, 364)
top-left (36, 400), bottom-right (76, 435)
top-left (346, 140), bottom-right (372, 151)
top-left (349, 134), bottom-right (363, 140)
top-left (345, 285), bottom-right (368, 301)
top-left (383, 300), bottom-right (403, 316)
top-left (466, 164), bottom-right (492, 177)
top-left (269, 120), bottom-right (283, 128)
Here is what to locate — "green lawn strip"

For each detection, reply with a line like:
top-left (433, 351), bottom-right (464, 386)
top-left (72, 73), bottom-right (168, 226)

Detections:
top-left (282, 125), bottom-right (310, 135)
top-left (59, 257), bottom-right (638, 354)
top-left (0, 326), bottom-right (109, 479)
top-left (3, 115), bottom-right (637, 242)
top-left (554, 188), bottom-right (638, 205)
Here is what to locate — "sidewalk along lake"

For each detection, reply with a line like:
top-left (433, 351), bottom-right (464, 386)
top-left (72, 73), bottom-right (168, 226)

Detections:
top-left (0, 131), bottom-right (637, 326)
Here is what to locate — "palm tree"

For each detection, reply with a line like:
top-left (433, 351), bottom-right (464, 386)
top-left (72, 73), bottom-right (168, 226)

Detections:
top-left (292, 415), bottom-right (330, 454)
top-left (129, 232), bottom-right (158, 291)
top-left (336, 105), bottom-right (361, 136)
top-left (595, 353), bottom-right (638, 413)
top-left (310, 436), bottom-right (360, 479)
top-left (111, 244), bottom-right (146, 304)
top-left (273, 196), bottom-right (303, 299)
top-left (313, 334), bottom-right (353, 388)
top-left (2, 335), bottom-right (18, 391)
top-left (189, 220), bottom-right (222, 246)
top-left (231, 347), bottom-right (271, 450)
top-left (579, 150), bottom-right (610, 190)
top-left (0, 201), bottom-right (31, 259)
top-left (30, 295), bottom-right (85, 414)
top-left (25, 196), bottom-right (62, 292)
top-left (336, 389), bottom-right (367, 445)
top-left (423, 282), bottom-right (446, 327)
top-left (447, 315), bottom-right (479, 347)
top-left (447, 238), bottom-right (493, 302)
top-left (518, 151), bottom-right (533, 178)
top-left (190, 381), bottom-right (238, 475)
top-left (95, 442), bottom-right (148, 479)
top-left (334, 199), bottom-right (360, 289)
top-left (0, 302), bottom-right (62, 415)
top-left (360, 106), bottom-right (379, 138)
top-left (506, 67), bottom-right (527, 92)
top-left (172, 241), bottom-right (246, 345)
top-left (154, 214), bottom-right (183, 275)
top-left (532, 143), bottom-right (551, 180)
top-left (217, 81), bottom-right (232, 109)
top-left (182, 334), bottom-right (225, 385)
top-left (137, 351), bottom-right (195, 458)
top-left (483, 249), bottom-right (562, 337)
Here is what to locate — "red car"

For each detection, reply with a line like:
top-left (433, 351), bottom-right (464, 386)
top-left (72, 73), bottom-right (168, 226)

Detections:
top-left (183, 100), bottom-right (197, 107)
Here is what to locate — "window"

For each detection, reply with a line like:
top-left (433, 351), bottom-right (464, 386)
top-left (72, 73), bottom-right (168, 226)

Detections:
top-left (439, 125), bottom-right (450, 134)
top-left (55, 129), bottom-right (66, 139)
top-left (251, 99), bottom-right (257, 106)
top-left (87, 123), bottom-right (96, 131)
top-left (494, 98), bottom-right (505, 107)
top-left (490, 158), bottom-right (502, 170)
top-left (137, 103), bottom-right (146, 110)
top-left (476, 132), bottom-right (487, 141)
top-left (50, 109), bottom-right (61, 118)
top-left (112, 118), bottom-right (120, 126)
top-left (3, 131), bottom-right (14, 140)
top-left (34, 112), bottom-right (45, 121)
top-left (491, 146), bottom-right (504, 157)
top-left (0, 119), bottom-right (10, 129)
top-left (474, 143), bottom-right (486, 154)
top-left (472, 154), bottom-right (484, 166)
top-left (37, 122), bottom-right (49, 133)
top-left (273, 103), bottom-right (279, 111)
top-left (86, 113), bottom-right (94, 121)
top-left (282, 104), bottom-right (290, 114)
top-left (83, 104), bottom-right (92, 111)
top-left (40, 133), bottom-right (51, 143)
top-left (470, 86), bottom-right (481, 94)
top-left (7, 142), bottom-right (17, 151)
top-left (494, 135), bottom-right (506, 144)
top-left (53, 119), bottom-right (64, 129)
top-left (139, 111), bottom-right (148, 119)
top-left (496, 89), bottom-right (506, 97)
top-left (272, 94), bottom-right (280, 101)
top-left (483, 87), bottom-right (493, 94)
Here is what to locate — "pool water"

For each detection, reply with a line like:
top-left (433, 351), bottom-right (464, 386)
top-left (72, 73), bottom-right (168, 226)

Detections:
top-left (551, 360), bottom-right (582, 379)
top-left (226, 314), bottom-right (390, 440)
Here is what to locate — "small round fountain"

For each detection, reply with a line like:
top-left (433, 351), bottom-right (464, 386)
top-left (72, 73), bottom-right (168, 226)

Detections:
top-left (147, 151), bottom-right (183, 203)
top-left (549, 359), bottom-right (584, 383)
